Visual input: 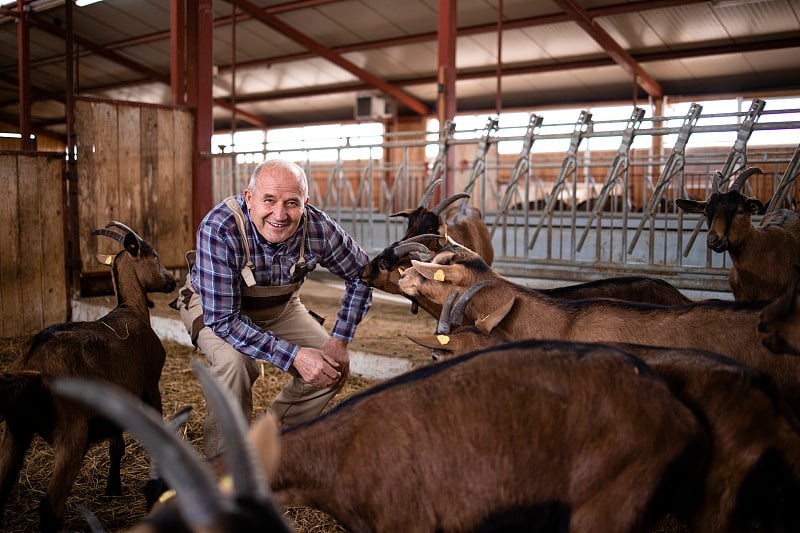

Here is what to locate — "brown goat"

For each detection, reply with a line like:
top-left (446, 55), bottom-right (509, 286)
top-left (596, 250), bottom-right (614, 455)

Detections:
top-left (397, 243), bottom-right (800, 418)
top-left (676, 167), bottom-right (800, 301)
top-left (361, 178), bottom-right (494, 314)
top-left (759, 265), bottom-right (800, 355)
top-left (0, 222), bottom-right (176, 533)
top-left (388, 178), bottom-right (495, 265)
top-left (268, 339), bottom-right (706, 533)
top-left (52, 360), bottom-right (292, 533)
top-left (409, 287), bottom-right (800, 532)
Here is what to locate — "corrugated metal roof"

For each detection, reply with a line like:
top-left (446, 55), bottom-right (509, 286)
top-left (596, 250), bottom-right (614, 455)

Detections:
top-left (1, 0), bottom-right (798, 135)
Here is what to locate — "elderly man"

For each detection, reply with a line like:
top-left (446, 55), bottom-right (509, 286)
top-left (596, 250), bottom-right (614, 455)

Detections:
top-left (177, 159), bottom-right (372, 456)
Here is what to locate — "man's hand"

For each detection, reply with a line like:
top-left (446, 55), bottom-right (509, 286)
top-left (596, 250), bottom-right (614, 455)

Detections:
top-left (292, 338), bottom-right (349, 388)
top-left (320, 337), bottom-right (350, 379)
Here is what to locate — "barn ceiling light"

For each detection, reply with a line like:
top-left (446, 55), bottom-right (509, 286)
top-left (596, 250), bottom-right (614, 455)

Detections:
top-left (76, 0), bottom-right (103, 6)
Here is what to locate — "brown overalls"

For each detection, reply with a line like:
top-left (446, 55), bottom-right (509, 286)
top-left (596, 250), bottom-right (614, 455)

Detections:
top-left (177, 197), bottom-right (344, 457)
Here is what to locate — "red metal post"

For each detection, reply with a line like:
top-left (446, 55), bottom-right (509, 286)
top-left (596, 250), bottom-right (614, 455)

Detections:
top-left (437, 0), bottom-right (457, 195)
top-left (189, 0), bottom-right (214, 232)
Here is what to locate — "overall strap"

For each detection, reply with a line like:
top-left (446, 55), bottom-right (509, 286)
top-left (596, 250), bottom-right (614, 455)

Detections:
top-left (223, 195), bottom-right (257, 287)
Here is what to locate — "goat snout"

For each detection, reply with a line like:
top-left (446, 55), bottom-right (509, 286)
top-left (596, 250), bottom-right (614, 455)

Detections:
top-left (706, 233), bottom-right (728, 252)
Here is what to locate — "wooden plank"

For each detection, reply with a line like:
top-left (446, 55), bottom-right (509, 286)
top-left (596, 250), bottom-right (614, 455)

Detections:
top-left (140, 106), bottom-right (159, 243)
top-left (78, 100), bottom-right (120, 274)
top-left (173, 109), bottom-right (194, 267)
top-left (18, 155), bottom-right (45, 331)
top-left (117, 104), bottom-right (142, 231)
top-left (0, 155), bottom-right (23, 336)
top-left (39, 155), bottom-right (67, 327)
top-left (155, 107), bottom-right (175, 259)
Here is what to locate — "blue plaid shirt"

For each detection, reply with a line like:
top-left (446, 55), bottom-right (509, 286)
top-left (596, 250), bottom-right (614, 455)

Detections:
top-left (190, 194), bottom-right (372, 371)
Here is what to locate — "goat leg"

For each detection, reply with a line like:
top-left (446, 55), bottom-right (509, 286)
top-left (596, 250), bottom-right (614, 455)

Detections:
top-left (105, 433), bottom-right (125, 496)
top-left (40, 424), bottom-right (90, 533)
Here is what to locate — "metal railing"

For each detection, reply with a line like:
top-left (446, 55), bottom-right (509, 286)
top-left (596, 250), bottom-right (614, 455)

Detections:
top-left (210, 100), bottom-right (800, 295)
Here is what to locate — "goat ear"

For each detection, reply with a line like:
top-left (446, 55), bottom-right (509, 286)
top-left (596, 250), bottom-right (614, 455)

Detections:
top-left (675, 198), bottom-right (705, 213)
top-left (123, 232), bottom-right (140, 257)
top-left (475, 297), bottom-right (516, 335)
top-left (95, 253), bottom-right (114, 266)
top-left (745, 198), bottom-right (765, 214)
top-left (389, 209), bottom-right (414, 218)
top-left (410, 260), bottom-right (464, 284)
top-left (249, 412), bottom-right (281, 482)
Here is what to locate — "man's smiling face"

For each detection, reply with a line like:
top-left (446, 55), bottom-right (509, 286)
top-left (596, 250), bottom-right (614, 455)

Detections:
top-left (244, 165), bottom-right (308, 244)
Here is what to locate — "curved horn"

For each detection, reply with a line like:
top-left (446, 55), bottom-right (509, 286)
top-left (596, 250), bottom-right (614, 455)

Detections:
top-left (711, 170), bottom-right (724, 195)
top-left (51, 377), bottom-right (225, 531)
top-left (397, 233), bottom-right (442, 246)
top-left (419, 178), bottom-right (442, 208)
top-left (105, 221), bottom-right (144, 243)
top-left (449, 280), bottom-right (491, 327)
top-left (436, 289), bottom-right (461, 335)
top-left (730, 167), bottom-right (763, 192)
top-left (90, 227), bottom-right (126, 244)
top-left (432, 193), bottom-right (470, 217)
top-left (190, 359), bottom-right (272, 504)
top-left (392, 242), bottom-right (431, 260)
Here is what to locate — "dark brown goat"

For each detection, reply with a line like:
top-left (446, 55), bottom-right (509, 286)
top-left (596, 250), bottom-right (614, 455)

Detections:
top-left (52, 360), bottom-right (292, 533)
top-left (676, 167), bottom-right (800, 301)
top-left (397, 243), bottom-right (800, 418)
top-left (0, 222), bottom-right (176, 533)
top-left (410, 287), bottom-right (800, 532)
top-left (269, 340), bottom-right (705, 533)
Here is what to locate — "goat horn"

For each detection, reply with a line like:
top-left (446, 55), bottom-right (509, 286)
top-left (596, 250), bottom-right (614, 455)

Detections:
top-left (432, 193), bottom-right (470, 217)
top-left (419, 178), bottom-right (442, 208)
top-left (730, 167), bottom-right (763, 192)
top-left (711, 170), bottom-right (724, 195)
top-left (398, 233), bottom-right (441, 245)
top-left (450, 280), bottom-right (491, 327)
top-left (105, 221), bottom-right (144, 243)
top-left (90, 227), bottom-right (126, 244)
top-left (190, 358), bottom-right (272, 504)
top-left (74, 503), bottom-right (106, 533)
top-left (437, 290), bottom-right (461, 335)
top-left (51, 377), bottom-right (225, 531)
top-left (392, 242), bottom-right (431, 260)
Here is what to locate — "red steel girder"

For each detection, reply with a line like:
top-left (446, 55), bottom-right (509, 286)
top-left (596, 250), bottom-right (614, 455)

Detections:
top-left (551, 0), bottom-right (663, 98)
top-left (224, 0), bottom-right (430, 116)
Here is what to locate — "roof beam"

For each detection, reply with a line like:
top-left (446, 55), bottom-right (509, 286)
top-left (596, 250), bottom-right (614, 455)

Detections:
top-left (550, 0), bottom-right (663, 98)
top-left (223, 0), bottom-right (430, 116)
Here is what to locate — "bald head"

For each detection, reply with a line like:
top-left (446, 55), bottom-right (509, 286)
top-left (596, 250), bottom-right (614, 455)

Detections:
top-left (248, 159), bottom-right (309, 200)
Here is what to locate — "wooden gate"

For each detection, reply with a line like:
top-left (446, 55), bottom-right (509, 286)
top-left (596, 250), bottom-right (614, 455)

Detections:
top-left (0, 152), bottom-right (67, 337)
top-left (75, 97), bottom-right (194, 276)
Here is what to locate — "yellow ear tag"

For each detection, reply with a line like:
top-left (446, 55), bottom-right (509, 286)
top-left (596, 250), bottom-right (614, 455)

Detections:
top-left (436, 334), bottom-right (450, 345)
top-left (158, 489), bottom-right (176, 504)
top-left (398, 267), bottom-right (405, 275)
top-left (434, 269), bottom-right (446, 282)
top-left (219, 475), bottom-right (233, 494)
top-left (104, 255), bottom-right (113, 265)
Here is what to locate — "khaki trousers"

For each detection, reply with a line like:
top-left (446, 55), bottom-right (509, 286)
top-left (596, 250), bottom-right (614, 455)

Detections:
top-left (178, 277), bottom-right (341, 457)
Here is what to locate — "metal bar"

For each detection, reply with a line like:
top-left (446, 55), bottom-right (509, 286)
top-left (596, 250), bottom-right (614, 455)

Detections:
top-left (529, 110), bottom-right (593, 250)
top-left (766, 143), bottom-right (800, 214)
top-left (628, 103), bottom-right (702, 254)
top-left (577, 106), bottom-right (644, 251)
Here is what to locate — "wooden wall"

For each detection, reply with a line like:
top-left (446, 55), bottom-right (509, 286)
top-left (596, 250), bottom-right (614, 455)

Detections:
top-left (0, 153), bottom-right (67, 337)
top-left (75, 98), bottom-right (194, 274)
